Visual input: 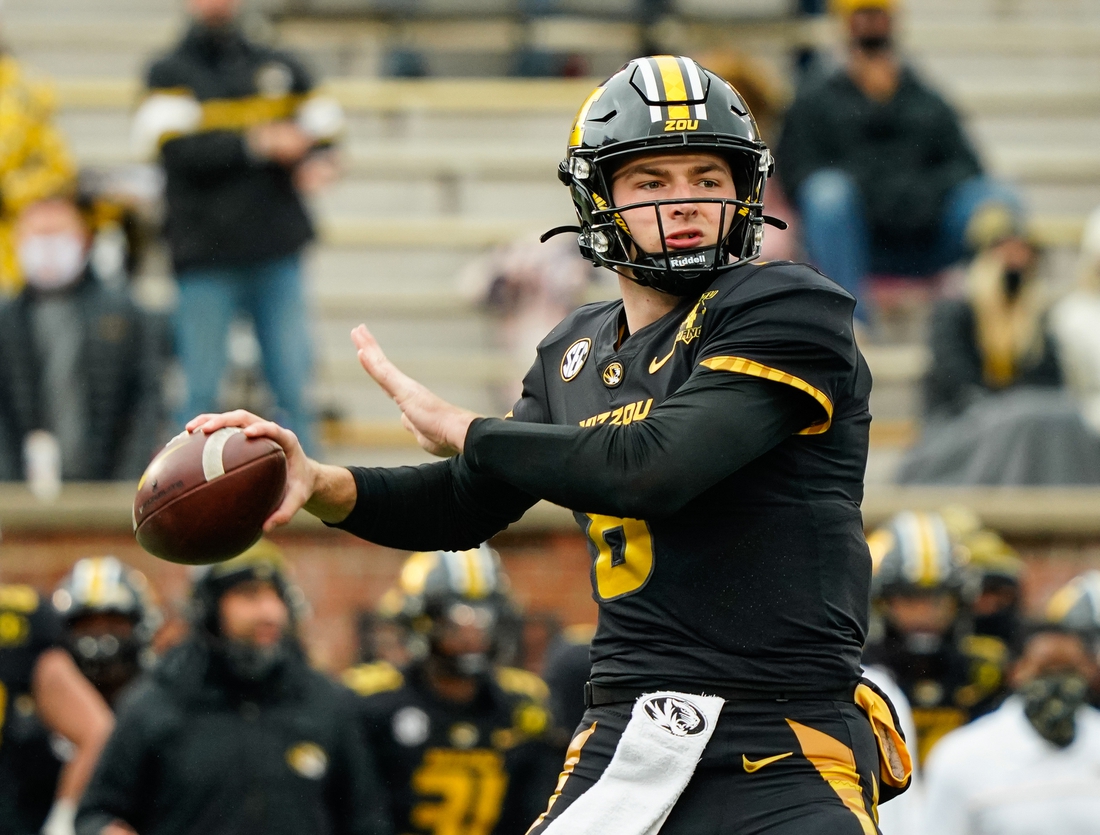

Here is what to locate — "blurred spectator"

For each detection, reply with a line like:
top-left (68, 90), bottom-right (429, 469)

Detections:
top-left (541, 623), bottom-right (594, 741)
top-left (1045, 571), bottom-right (1100, 705)
top-left (459, 234), bottom-right (602, 412)
top-left (0, 198), bottom-right (167, 485)
top-left (76, 542), bottom-right (392, 835)
top-left (0, 580), bottom-right (114, 835)
top-left (1051, 205), bottom-right (1100, 433)
top-left (898, 228), bottom-right (1100, 484)
top-left (863, 510), bottom-right (1008, 763)
top-left (133, 0), bottom-right (345, 455)
top-left (922, 623), bottom-right (1100, 835)
top-left (777, 0), bottom-right (1018, 323)
top-left (11, 557), bottom-right (162, 832)
top-left (343, 547), bottom-right (561, 835)
top-left (0, 54), bottom-right (76, 297)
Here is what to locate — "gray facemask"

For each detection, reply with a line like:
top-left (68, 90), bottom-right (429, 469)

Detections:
top-left (1020, 673), bottom-right (1089, 748)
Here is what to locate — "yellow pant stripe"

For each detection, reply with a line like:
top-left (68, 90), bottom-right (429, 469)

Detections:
top-left (526, 722), bottom-right (597, 834)
top-left (787, 719), bottom-right (877, 835)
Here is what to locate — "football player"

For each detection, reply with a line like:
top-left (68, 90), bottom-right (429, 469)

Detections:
top-left (75, 541), bottom-right (391, 835)
top-left (8, 557), bottom-right (159, 831)
top-left (863, 510), bottom-right (1009, 763)
top-left (0, 580), bottom-right (113, 835)
top-left (343, 546), bottom-right (560, 835)
top-left (191, 56), bottom-right (911, 833)
top-left (53, 556), bottom-right (162, 707)
top-left (1045, 570), bottom-right (1100, 705)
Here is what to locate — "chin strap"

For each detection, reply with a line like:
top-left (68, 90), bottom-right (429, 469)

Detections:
top-left (763, 215), bottom-right (789, 230)
top-left (540, 225), bottom-right (582, 243)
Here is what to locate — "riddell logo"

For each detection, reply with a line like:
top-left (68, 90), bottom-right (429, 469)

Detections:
top-left (669, 252), bottom-right (708, 269)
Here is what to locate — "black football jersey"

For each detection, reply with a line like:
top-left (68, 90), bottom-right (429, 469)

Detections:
top-left (344, 662), bottom-right (561, 835)
top-left (507, 261), bottom-right (873, 694)
top-left (0, 585), bottom-right (63, 832)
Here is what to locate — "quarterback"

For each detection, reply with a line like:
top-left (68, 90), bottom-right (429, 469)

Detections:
top-left (191, 56), bottom-right (911, 834)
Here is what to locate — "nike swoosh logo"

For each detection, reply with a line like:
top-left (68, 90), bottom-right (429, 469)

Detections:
top-left (742, 752), bottom-right (793, 773)
top-left (648, 345), bottom-right (675, 374)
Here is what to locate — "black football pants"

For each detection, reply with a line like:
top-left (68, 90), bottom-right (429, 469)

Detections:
top-left (528, 698), bottom-right (882, 835)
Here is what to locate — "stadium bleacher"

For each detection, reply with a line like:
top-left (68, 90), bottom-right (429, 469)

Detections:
top-left (2, 0), bottom-right (1099, 490)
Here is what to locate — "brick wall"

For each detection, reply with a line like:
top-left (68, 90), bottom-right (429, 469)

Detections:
top-left (2, 528), bottom-right (1098, 674)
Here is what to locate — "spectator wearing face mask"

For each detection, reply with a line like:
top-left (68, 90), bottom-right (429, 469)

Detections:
top-left (0, 198), bottom-right (168, 483)
top-left (897, 220), bottom-right (1100, 485)
top-left (776, 0), bottom-right (1018, 323)
top-left (133, 0), bottom-right (344, 455)
top-left (922, 623), bottom-right (1100, 835)
top-left (0, 56), bottom-right (76, 297)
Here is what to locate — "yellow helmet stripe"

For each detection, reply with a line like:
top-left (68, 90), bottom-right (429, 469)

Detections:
top-left (915, 513), bottom-right (938, 586)
top-left (568, 85), bottom-right (606, 148)
top-left (654, 55), bottom-right (691, 120)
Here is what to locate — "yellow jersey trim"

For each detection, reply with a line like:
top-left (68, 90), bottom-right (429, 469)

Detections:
top-left (698, 356), bottom-right (833, 435)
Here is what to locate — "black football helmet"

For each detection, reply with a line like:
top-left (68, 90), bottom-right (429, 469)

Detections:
top-left (551, 55), bottom-right (777, 297)
top-left (380, 545), bottom-right (519, 675)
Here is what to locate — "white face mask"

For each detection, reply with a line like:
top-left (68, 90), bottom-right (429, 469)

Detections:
top-left (19, 233), bottom-right (88, 291)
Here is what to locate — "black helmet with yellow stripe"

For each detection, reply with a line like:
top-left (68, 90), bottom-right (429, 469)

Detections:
top-left (1046, 571), bottom-right (1100, 637)
top-left (868, 511), bottom-right (972, 600)
top-left (553, 55), bottom-right (776, 296)
top-left (380, 545), bottom-right (516, 674)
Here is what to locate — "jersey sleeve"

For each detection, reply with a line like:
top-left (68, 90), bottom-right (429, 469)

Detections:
top-left (697, 279), bottom-right (859, 435)
top-left (505, 351), bottom-right (551, 424)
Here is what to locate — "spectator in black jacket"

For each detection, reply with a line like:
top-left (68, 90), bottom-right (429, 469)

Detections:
top-left (76, 543), bottom-right (393, 835)
top-left (132, 0), bottom-right (344, 455)
top-left (898, 230), bottom-right (1100, 485)
top-left (777, 0), bottom-right (1018, 322)
top-left (0, 198), bottom-right (166, 483)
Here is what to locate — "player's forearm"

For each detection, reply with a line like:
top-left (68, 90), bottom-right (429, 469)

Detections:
top-left (329, 458), bottom-right (535, 550)
top-left (303, 462), bottom-right (359, 523)
top-left (464, 374), bottom-right (814, 518)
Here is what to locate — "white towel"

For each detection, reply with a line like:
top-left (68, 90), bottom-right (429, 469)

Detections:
top-left (542, 691), bottom-right (725, 835)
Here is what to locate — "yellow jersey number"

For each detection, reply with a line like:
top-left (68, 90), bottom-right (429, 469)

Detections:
top-left (584, 515), bottom-right (655, 601)
top-left (410, 748), bottom-right (509, 835)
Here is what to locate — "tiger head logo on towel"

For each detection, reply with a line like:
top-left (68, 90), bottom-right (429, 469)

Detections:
top-left (642, 696), bottom-right (707, 737)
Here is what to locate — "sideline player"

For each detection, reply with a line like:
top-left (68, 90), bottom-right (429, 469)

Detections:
top-left (191, 56), bottom-right (911, 833)
top-left (0, 581), bottom-right (113, 835)
top-left (343, 546), bottom-right (560, 835)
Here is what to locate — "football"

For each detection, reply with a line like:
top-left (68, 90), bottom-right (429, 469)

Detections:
top-left (133, 428), bottom-right (287, 565)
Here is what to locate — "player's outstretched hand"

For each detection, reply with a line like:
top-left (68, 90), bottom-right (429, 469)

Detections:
top-left (185, 410), bottom-right (320, 532)
top-left (352, 324), bottom-right (480, 457)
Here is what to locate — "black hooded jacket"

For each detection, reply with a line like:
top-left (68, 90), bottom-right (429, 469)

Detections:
top-left (144, 24), bottom-right (316, 272)
top-left (75, 638), bottom-right (393, 835)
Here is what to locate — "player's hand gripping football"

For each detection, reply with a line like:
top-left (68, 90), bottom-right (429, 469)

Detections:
top-left (185, 410), bottom-right (345, 532)
top-left (352, 324), bottom-right (480, 457)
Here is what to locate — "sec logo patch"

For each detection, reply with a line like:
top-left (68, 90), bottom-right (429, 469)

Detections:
top-left (561, 338), bottom-right (592, 381)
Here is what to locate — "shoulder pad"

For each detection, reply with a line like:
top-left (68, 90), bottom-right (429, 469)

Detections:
top-left (960, 635), bottom-right (1008, 664)
top-left (341, 661), bottom-right (404, 698)
top-left (0, 584), bottom-right (39, 614)
top-left (495, 666), bottom-right (550, 702)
